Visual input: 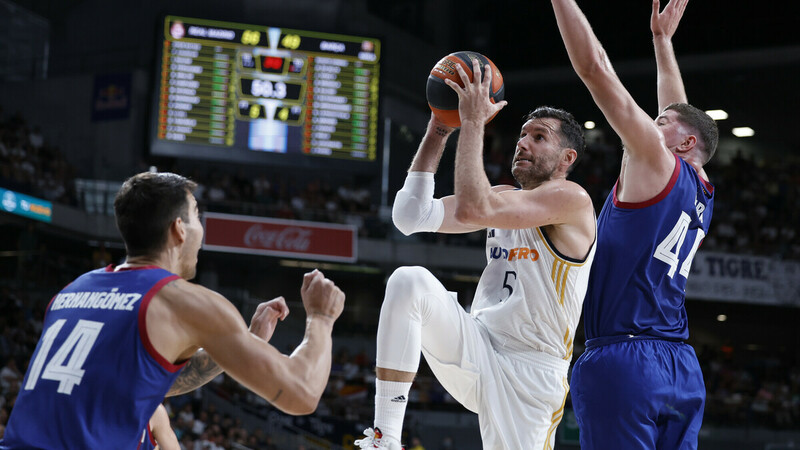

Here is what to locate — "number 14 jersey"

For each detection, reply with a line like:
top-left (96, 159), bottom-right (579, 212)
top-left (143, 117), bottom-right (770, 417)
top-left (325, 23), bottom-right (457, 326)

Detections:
top-left (584, 155), bottom-right (715, 341)
top-left (471, 223), bottom-right (596, 362)
top-left (1, 266), bottom-right (185, 450)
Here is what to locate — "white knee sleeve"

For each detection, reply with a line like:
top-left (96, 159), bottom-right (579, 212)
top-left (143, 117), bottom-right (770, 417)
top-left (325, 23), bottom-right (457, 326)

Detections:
top-left (391, 172), bottom-right (444, 236)
top-left (376, 266), bottom-right (438, 373)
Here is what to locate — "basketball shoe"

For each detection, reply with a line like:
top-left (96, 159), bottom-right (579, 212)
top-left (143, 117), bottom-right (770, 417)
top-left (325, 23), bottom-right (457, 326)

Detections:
top-left (354, 427), bottom-right (403, 449)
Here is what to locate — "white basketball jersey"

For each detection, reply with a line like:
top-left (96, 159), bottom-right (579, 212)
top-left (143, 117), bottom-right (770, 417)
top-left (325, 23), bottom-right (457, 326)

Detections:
top-left (471, 226), bottom-right (596, 361)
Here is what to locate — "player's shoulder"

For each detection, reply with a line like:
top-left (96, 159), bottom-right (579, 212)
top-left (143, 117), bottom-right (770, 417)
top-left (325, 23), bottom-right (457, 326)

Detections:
top-left (491, 184), bottom-right (517, 193)
top-left (542, 178), bottom-right (593, 207)
top-left (504, 178), bottom-right (593, 212)
top-left (622, 147), bottom-right (677, 183)
top-left (559, 178), bottom-right (590, 194)
top-left (154, 279), bottom-right (243, 333)
top-left (158, 278), bottom-right (228, 309)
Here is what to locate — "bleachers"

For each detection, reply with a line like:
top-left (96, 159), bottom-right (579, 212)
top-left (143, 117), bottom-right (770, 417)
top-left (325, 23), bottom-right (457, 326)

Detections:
top-left (2, 106), bottom-right (800, 448)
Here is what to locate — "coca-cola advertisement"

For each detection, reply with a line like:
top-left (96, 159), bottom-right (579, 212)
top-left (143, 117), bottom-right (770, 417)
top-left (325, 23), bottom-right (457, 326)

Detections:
top-left (202, 212), bottom-right (357, 262)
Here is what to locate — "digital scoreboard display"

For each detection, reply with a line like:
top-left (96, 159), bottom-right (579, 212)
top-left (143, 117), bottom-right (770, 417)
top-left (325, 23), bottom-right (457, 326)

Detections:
top-left (150, 16), bottom-right (381, 169)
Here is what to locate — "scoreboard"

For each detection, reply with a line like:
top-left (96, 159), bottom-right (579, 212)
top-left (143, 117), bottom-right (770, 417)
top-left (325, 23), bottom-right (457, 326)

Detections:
top-left (150, 16), bottom-right (381, 168)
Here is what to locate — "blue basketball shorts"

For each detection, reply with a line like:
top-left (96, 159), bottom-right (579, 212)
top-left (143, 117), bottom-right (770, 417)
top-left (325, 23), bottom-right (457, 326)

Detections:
top-left (571, 337), bottom-right (705, 450)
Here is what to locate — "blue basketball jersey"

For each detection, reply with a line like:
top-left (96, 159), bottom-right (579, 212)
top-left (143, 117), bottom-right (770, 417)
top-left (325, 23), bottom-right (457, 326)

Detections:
top-left (584, 155), bottom-right (714, 340)
top-left (1, 266), bottom-right (185, 450)
top-left (137, 424), bottom-right (157, 450)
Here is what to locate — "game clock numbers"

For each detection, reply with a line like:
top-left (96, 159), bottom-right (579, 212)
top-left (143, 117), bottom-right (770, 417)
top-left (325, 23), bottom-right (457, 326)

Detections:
top-left (151, 15), bottom-right (381, 166)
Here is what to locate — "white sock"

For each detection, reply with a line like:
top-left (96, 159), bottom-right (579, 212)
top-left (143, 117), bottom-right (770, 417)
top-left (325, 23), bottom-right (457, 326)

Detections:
top-left (374, 379), bottom-right (412, 443)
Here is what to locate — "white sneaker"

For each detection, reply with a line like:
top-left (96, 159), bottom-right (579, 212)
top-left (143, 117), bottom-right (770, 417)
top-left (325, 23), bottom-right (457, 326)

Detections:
top-left (354, 427), bottom-right (403, 449)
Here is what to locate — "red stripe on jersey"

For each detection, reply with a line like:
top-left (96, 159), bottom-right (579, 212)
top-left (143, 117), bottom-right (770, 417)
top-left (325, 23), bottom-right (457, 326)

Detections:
top-left (613, 154), bottom-right (681, 209)
top-left (699, 175), bottom-right (714, 195)
top-left (147, 422), bottom-right (157, 446)
top-left (137, 274), bottom-right (186, 372)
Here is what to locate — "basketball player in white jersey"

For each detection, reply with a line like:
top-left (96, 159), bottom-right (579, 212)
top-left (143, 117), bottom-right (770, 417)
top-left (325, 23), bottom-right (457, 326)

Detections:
top-left (356, 59), bottom-right (596, 449)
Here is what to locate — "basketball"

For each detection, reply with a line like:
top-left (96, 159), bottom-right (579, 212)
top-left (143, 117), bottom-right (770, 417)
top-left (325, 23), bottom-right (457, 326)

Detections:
top-left (426, 51), bottom-right (505, 128)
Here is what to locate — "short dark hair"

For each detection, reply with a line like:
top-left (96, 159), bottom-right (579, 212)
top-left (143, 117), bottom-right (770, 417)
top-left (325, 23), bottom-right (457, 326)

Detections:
top-left (526, 106), bottom-right (586, 168)
top-left (664, 103), bottom-right (719, 165)
top-left (114, 172), bottom-right (197, 257)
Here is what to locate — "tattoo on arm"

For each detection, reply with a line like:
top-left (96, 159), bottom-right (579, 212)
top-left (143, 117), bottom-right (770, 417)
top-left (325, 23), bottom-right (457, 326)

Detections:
top-left (166, 350), bottom-right (223, 397)
top-left (271, 389), bottom-right (283, 402)
top-left (434, 126), bottom-right (449, 137)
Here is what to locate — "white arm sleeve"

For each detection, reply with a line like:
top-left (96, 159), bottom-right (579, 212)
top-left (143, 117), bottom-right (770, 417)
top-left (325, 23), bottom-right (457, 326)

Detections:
top-left (391, 172), bottom-right (445, 236)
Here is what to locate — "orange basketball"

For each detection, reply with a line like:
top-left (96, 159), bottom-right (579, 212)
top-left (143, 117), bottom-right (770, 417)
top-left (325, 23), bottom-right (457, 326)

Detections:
top-left (426, 51), bottom-right (505, 128)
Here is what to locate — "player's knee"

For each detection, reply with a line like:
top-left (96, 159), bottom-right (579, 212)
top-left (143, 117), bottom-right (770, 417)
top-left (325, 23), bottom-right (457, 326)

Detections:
top-left (383, 266), bottom-right (434, 309)
top-left (386, 266), bottom-right (431, 296)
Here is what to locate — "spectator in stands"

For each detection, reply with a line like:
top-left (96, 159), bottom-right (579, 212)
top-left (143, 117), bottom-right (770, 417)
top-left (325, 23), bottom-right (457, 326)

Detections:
top-left (408, 436), bottom-right (425, 450)
top-left (0, 359), bottom-right (22, 395)
top-left (91, 242), bottom-right (112, 268)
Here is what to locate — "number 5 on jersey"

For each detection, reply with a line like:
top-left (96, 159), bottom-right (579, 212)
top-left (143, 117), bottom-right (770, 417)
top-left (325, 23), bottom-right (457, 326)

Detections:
top-left (24, 319), bottom-right (104, 395)
top-left (653, 211), bottom-right (705, 279)
top-left (501, 270), bottom-right (517, 301)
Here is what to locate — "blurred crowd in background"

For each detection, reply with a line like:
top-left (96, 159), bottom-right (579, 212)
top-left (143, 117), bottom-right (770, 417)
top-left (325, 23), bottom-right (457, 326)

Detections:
top-left (3, 104), bottom-right (800, 448)
top-left (3, 108), bottom-right (800, 259)
top-left (2, 286), bottom-right (800, 448)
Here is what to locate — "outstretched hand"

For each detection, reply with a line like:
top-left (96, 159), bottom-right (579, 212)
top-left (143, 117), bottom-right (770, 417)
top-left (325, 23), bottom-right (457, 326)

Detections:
top-left (249, 297), bottom-right (289, 342)
top-left (651, 0), bottom-right (689, 39)
top-left (444, 58), bottom-right (507, 126)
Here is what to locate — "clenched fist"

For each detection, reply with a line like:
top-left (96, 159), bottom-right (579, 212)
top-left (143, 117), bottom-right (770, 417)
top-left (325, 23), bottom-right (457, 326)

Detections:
top-left (300, 269), bottom-right (345, 322)
top-left (249, 297), bottom-right (289, 342)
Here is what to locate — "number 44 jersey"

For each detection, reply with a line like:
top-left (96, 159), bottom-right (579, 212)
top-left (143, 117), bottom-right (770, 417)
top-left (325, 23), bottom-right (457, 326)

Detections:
top-left (471, 222), bottom-right (596, 362)
top-left (1, 266), bottom-right (185, 450)
top-left (584, 155), bottom-right (714, 341)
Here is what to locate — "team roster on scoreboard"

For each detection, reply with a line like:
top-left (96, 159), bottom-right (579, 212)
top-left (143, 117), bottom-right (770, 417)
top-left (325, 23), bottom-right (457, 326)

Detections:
top-left (152, 16), bottom-right (381, 164)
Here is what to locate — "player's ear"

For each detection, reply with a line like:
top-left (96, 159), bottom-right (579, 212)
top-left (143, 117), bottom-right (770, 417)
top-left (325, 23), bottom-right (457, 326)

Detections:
top-left (678, 134), bottom-right (697, 153)
top-left (562, 148), bottom-right (577, 168)
top-left (169, 217), bottom-right (187, 245)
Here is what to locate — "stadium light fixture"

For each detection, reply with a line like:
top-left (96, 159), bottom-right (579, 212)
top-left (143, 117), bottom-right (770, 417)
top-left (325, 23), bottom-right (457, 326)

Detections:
top-left (732, 127), bottom-right (755, 137)
top-left (584, 121), bottom-right (596, 130)
top-left (705, 109), bottom-right (728, 120)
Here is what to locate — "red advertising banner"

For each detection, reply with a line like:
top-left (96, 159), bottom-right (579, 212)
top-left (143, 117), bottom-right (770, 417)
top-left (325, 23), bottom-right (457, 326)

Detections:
top-left (202, 212), bottom-right (357, 262)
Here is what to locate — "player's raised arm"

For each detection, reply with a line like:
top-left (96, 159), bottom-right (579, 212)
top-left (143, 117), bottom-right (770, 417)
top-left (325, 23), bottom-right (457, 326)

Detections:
top-left (550, 0), bottom-right (671, 172)
top-left (166, 296), bottom-right (289, 396)
top-left (392, 115), bottom-right (453, 235)
top-left (408, 114), bottom-right (455, 174)
top-left (652, 0), bottom-right (690, 110)
top-left (391, 113), bottom-right (500, 235)
top-left (158, 270), bottom-right (343, 416)
top-left (443, 59), bottom-right (591, 233)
